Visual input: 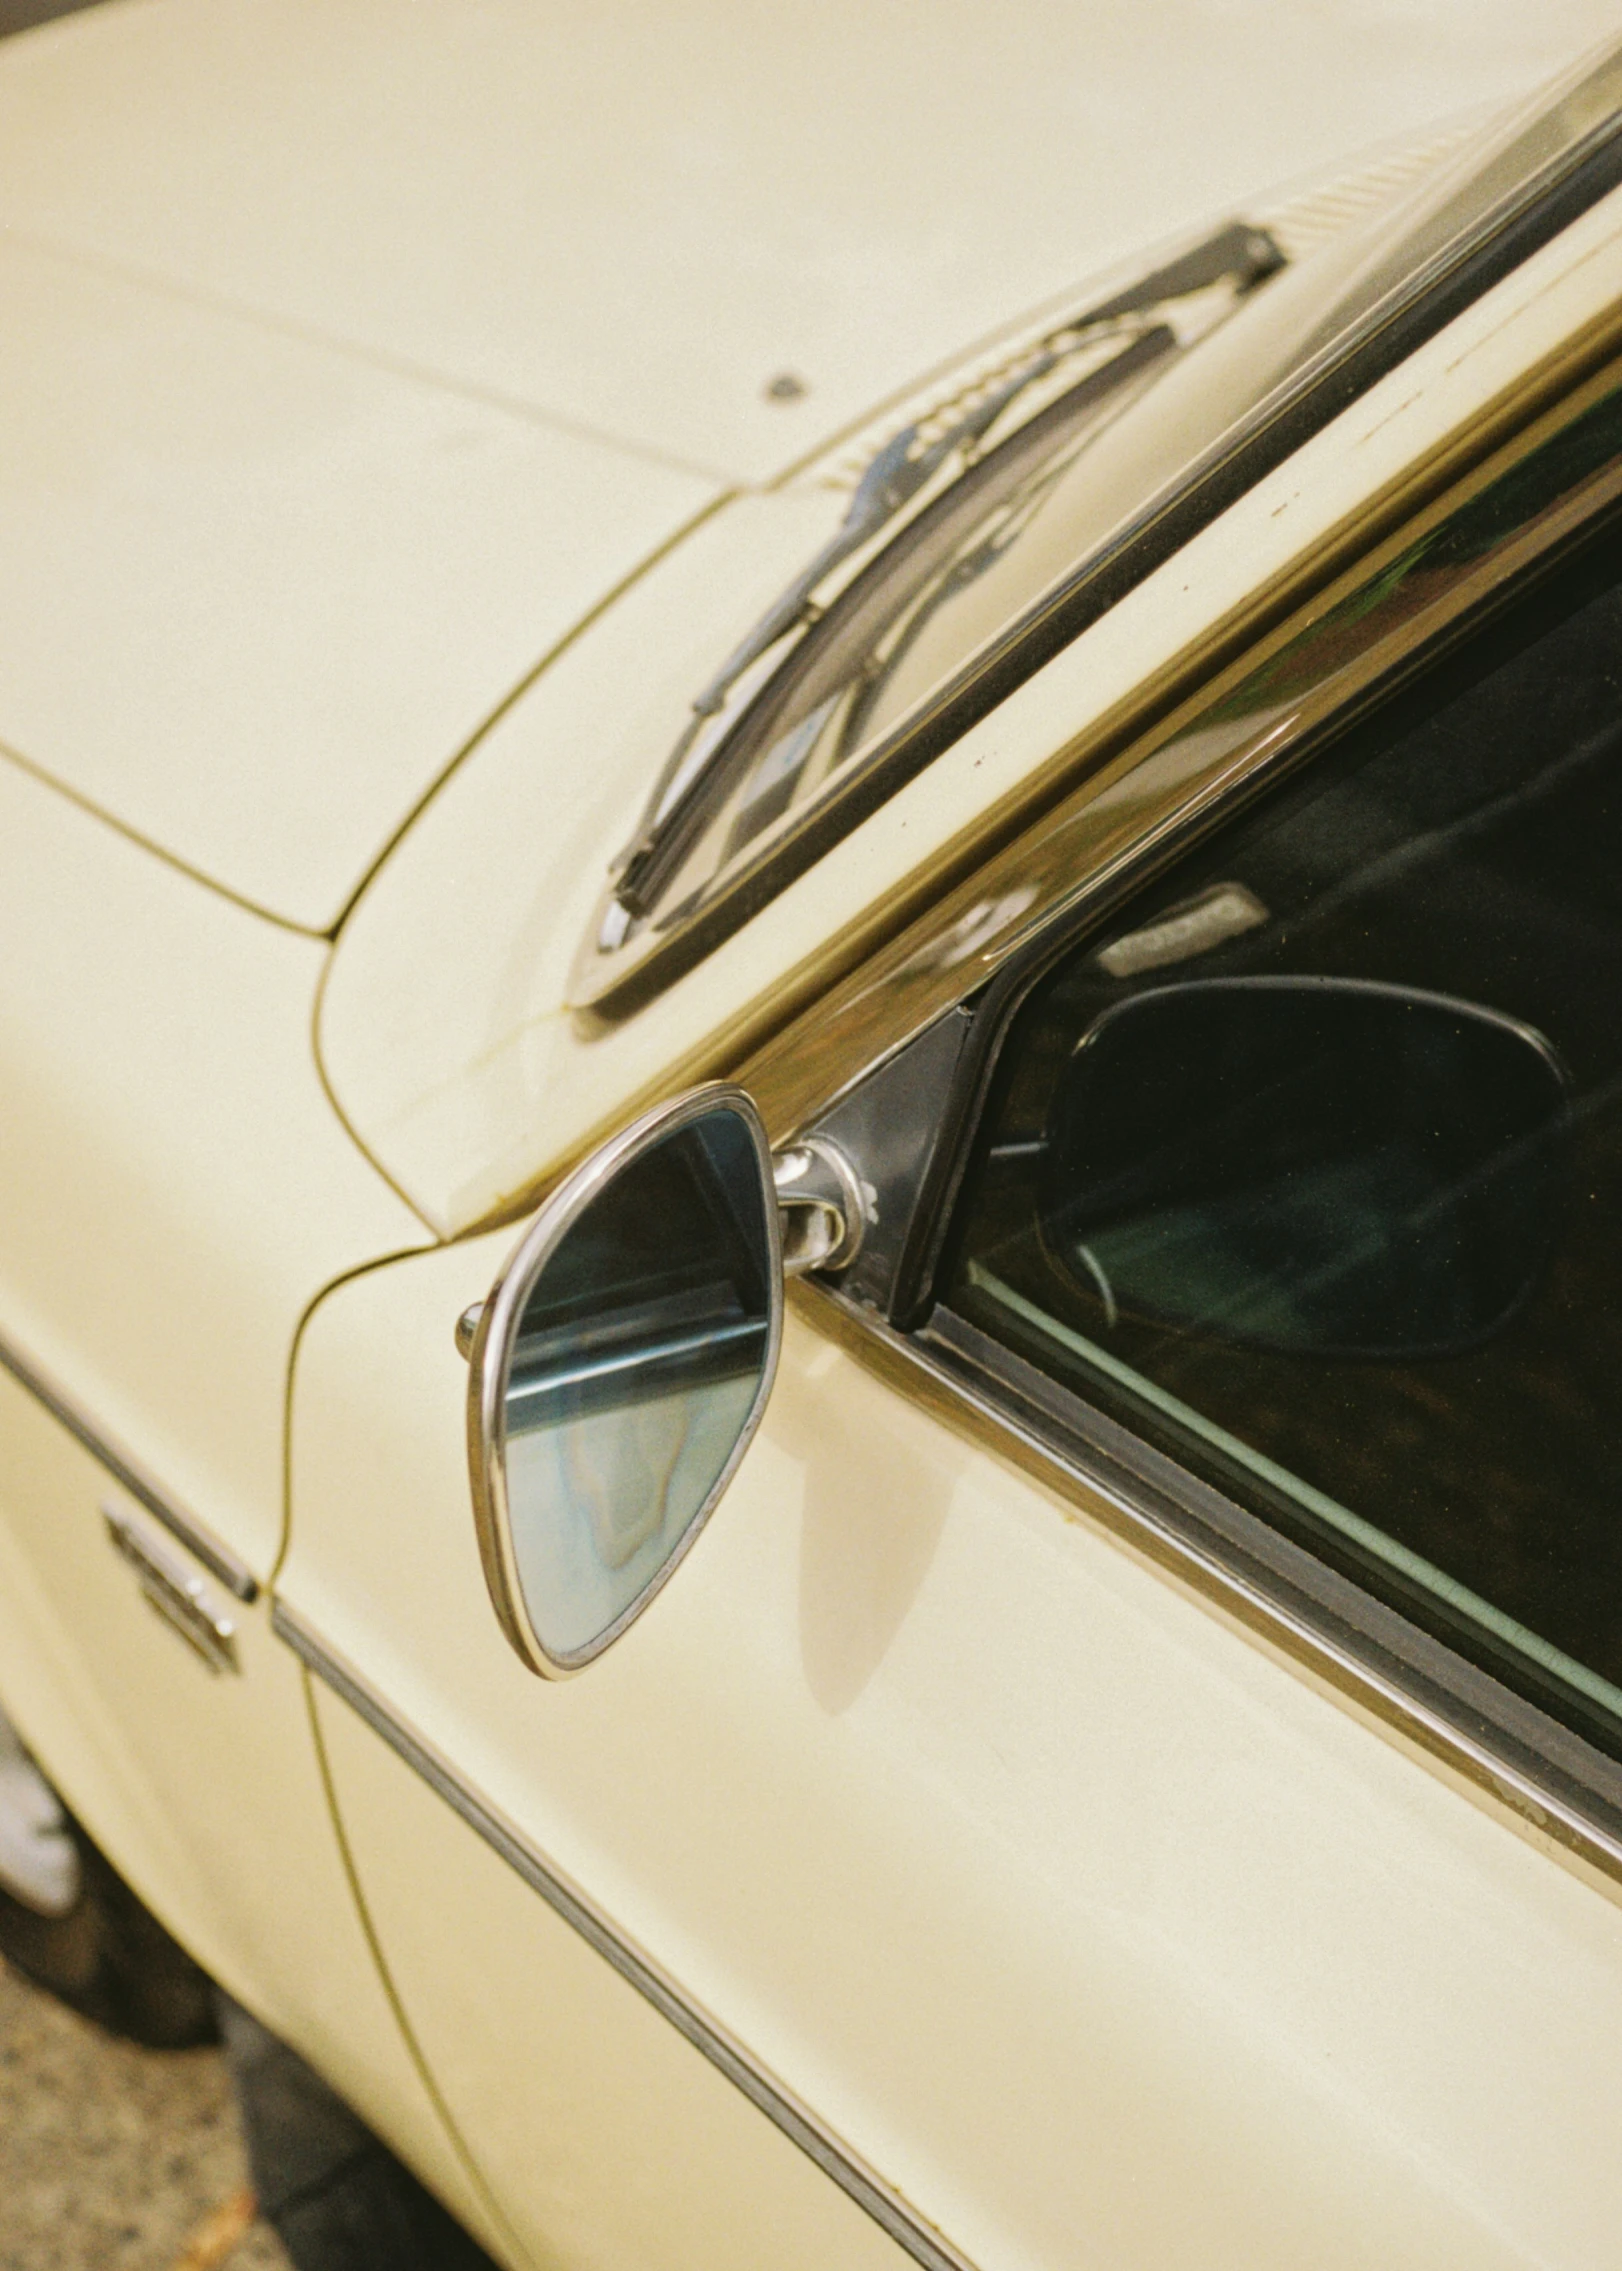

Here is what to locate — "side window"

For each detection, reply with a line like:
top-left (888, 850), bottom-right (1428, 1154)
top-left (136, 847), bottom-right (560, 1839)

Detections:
top-left (941, 528), bottom-right (1622, 1759)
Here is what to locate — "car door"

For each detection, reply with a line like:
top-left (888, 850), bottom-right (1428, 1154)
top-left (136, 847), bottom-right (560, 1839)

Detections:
top-left (274, 310), bottom-right (1622, 2271)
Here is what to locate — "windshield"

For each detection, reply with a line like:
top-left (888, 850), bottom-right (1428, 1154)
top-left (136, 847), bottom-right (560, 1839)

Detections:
top-left (577, 33), bottom-right (1622, 1013)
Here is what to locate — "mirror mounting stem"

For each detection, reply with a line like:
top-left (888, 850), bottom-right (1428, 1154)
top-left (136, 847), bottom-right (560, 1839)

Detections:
top-left (773, 1139), bottom-right (867, 1277)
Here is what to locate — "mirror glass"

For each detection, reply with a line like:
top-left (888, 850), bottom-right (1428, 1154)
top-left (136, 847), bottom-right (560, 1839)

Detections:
top-left (498, 1102), bottom-right (776, 1667)
top-left (1043, 978), bottom-right (1568, 1360)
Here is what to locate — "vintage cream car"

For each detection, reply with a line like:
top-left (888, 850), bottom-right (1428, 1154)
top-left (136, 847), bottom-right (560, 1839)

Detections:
top-left (5, 5), bottom-right (1622, 2268)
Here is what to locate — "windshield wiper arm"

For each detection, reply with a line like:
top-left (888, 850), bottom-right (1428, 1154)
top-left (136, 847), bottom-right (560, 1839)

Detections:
top-left (611, 219), bottom-right (1284, 915)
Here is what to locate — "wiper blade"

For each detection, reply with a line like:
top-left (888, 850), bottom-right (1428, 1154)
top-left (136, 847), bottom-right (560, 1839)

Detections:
top-left (612, 219), bottom-right (1284, 917)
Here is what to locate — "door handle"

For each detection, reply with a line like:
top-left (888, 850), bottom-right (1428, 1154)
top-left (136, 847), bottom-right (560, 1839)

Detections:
top-left (104, 1503), bottom-right (240, 1676)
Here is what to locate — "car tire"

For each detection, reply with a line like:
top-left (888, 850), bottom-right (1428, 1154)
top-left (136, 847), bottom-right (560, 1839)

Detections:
top-left (0, 1806), bottom-right (219, 2048)
top-left (218, 1995), bottom-right (501, 2271)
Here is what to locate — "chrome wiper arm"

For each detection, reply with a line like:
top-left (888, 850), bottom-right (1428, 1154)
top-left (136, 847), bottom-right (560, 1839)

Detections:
top-left (612, 219), bottom-right (1284, 914)
top-left (615, 364), bottom-right (1065, 897)
top-left (1064, 216), bottom-right (1284, 329)
top-left (688, 220), bottom-right (1287, 729)
top-left (688, 356), bottom-right (1065, 720)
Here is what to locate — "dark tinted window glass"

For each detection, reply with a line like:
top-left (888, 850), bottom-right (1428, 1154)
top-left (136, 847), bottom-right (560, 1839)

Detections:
top-left (943, 529), bottom-right (1622, 1755)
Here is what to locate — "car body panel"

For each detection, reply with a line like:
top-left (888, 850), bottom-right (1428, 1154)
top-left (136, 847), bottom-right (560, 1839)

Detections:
top-left (2, 1), bottom-right (1614, 486)
top-left (319, 179), bottom-right (1622, 1236)
top-left (0, 737), bottom-right (492, 2222)
top-left (315, 1696), bottom-right (918, 2271)
top-left (0, 231), bottom-right (717, 933)
top-left (0, 492), bottom-right (511, 2253)
top-left (0, 1372), bottom-right (510, 2261)
top-left (0, 750), bottom-right (426, 1581)
top-left (284, 1234), bottom-right (1622, 2271)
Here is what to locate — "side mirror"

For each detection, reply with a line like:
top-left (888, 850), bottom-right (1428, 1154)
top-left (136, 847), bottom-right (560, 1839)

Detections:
top-left (466, 1086), bottom-right (783, 1677)
top-left (1044, 977), bottom-right (1569, 1362)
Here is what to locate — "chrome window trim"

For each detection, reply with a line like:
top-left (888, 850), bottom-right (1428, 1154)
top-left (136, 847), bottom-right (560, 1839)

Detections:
top-left (744, 345), bottom-right (1622, 1160)
top-left (0, 1324), bottom-right (257, 1603)
top-left (271, 1598), bottom-right (980, 2271)
top-left (793, 1285), bottom-right (1622, 1888)
top-left (736, 355), bottom-right (1622, 1898)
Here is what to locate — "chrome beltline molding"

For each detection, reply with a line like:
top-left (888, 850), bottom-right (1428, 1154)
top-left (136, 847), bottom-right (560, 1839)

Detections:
top-left (270, 1597), bottom-right (980, 2271)
top-left (0, 1323), bottom-right (257, 1603)
top-left (792, 1282), bottom-right (1622, 1893)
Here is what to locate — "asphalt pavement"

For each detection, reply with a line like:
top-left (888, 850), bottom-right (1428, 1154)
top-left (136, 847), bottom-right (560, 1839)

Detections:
top-left (0, 1957), bottom-right (292, 2271)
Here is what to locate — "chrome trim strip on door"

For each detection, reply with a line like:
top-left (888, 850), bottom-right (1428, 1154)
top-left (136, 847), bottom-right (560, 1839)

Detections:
top-left (270, 1598), bottom-right (979, 2271)
top-left (0, 1326), bottom-right (257, 1603)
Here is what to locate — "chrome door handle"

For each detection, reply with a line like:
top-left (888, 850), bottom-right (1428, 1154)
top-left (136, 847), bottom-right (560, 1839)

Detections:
top-left (103, 1503), bottom-right (240, 1676)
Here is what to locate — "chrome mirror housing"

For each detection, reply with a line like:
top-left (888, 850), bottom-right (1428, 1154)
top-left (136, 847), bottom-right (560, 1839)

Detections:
top-left (466, 1085), bottom-right (783, 1678)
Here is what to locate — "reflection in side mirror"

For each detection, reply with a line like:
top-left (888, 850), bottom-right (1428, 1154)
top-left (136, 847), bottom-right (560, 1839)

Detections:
top-left (1044, 977), bottom-right (1569, 1361)
top-left (468, 1086), bottom-right (781, 1677)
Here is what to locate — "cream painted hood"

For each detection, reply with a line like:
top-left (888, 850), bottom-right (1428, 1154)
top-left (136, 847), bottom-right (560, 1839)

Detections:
top-left (0, 0), bottom-right (1615, 931)
top-left (1, 0), bottom-right (1614, 482)
top-left (0, 233), bottom-right (715, 932)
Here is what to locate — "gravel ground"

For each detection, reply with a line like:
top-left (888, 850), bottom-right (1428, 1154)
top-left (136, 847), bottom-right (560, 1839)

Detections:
top-left (0, 1958), bottom-right (292, 2271)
